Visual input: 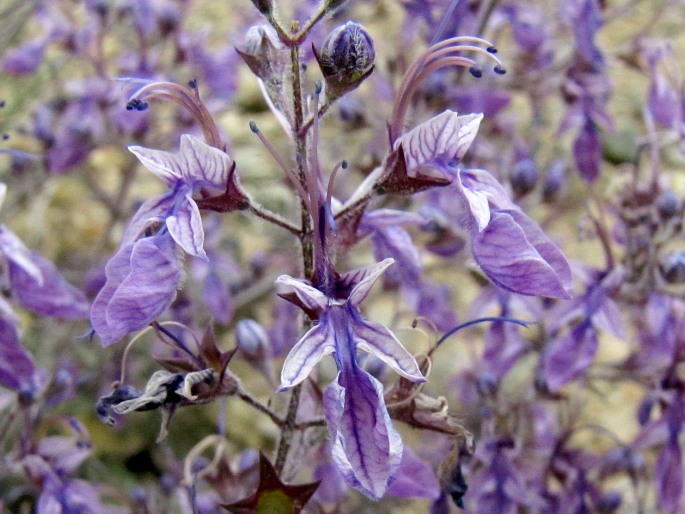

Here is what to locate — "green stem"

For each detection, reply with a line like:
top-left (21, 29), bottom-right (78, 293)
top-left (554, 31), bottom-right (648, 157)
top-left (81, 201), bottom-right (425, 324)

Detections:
top-left (275, 39), bottom-right (311, 476)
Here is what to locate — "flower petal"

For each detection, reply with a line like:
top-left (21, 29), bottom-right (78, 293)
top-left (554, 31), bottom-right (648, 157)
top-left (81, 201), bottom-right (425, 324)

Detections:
top-left (347, 258), bottom-right (395, 306)
top-left (324, 365), bottom-right (403, 500)
top-left (178, 134), bottom-right (231, 188)
top-left (387, 447), bottom-right (440, 499)
top-left (275, 274), bottom-right (328, 315)
top-left (92, 235), bottom-right (182, 346)
top-left (121, 191), bottom-right (177, 245)
top-left (395, 111), bottom-right (483, 174)
top-left (0, 226), bottom-right (43, 285)
top-left (166, 195), bottom-right (207, 259)
top-left (0, 314), bottom-right (38, 393)
top-left (542, 321), bottom-right (597, 392)
top-left (129, 145), bottom-right (184, 186)
top-left (9, 253), bottom-right (89, 319)
top-left (352, 315), bottom-right (425, 382)
top-left (472, 210), bottom-right (572, 299)
top-left (279, 319), bottom-right (335, 390)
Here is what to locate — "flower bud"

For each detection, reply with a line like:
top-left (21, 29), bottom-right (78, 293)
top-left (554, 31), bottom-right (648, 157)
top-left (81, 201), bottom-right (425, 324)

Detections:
top-left (237, 25), bottom-right (285, 82)
top-left (657, 190), bottom-right (680, 219)
top-left (235, 319), bottom-right (270, 358)
top-left (543, 160), bottom-right (566, 202)
top-left (315, 21), bottom-right (375, 98)
top-left (511, 158), bottom-right (538, 197)
top-left (660, 251), bottom-right (685, 283)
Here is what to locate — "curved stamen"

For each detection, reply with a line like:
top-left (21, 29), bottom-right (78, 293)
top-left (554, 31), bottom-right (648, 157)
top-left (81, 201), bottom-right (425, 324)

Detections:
top-left (129, 81), bottom-right (223, 149)
top-left (390, 37), bottom-right (506, 142)
top-left (326, 160), bottom-right (348, 207)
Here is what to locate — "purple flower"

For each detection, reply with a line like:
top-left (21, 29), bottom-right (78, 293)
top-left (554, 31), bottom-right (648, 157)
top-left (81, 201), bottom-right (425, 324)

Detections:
top-left (434, 167), bottom-right (573, 299)
top-left (0, 301), bottom-right (39, 395)
top-left (276, 258), bottom-right (425, 499)
top-left (91, 135), bottom-right (234, 345)
top-left (126, 134), bottom-right (234, 260)
top-left (0, 190), bottom-right (89, 319)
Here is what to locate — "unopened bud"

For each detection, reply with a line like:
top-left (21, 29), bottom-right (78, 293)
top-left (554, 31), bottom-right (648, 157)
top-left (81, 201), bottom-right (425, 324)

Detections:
top-left (543, 160), bottom-right (566, 202)
top-left (660, 251), bottom-right (685, 283)
top-left (238, 25), bottom-right (285, 82)
top-left (596, 491), bottom-right (622, 513)
top-left (315, 21), bottom-right (375, 98)
top-left (235, 319), bottom-right (269, 357)
top-left (657, 191), bottom-right (680, 218)
top-left (511, 158), bottom-right (539, 197)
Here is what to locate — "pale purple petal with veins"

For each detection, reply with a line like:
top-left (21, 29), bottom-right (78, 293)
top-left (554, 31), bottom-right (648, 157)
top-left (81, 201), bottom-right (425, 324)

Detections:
top-left (91, 245), bottom-right (134, 346)
top-left (129, 134), bottom-right (231, 190)
top-left (275, 274), bottom-right (328, 314)
top-left (121, 191), bottom-right (176, 245)
top-left (279, 321), bottom-right (335, 390)
top-left (178, 134), bottom-right (230, 188)
top-left (396, 111), bottom-right (483, 175)
top-left (347, 258), bottom-right (395, 306)
top-left (165, 193), bottom-right (207, 260)
top-left (352, 316), bottom-right (425, 382)
top-left (324, 365), bottom-right (403, 500)
top-left (91, 234), bottom-right (182, 346)
top-left (128, 145), bottom-right (185, 187)
top-left (472, 210), bottom-right (572, 299)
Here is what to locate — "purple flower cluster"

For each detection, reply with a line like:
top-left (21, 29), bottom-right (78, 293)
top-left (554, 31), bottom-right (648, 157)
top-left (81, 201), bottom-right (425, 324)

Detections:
top-left (1, 0), bottom-right (685, 512)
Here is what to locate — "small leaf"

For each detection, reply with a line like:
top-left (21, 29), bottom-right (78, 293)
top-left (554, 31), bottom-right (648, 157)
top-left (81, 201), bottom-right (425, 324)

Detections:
top-left (223, 454), bottom-right (319, 514)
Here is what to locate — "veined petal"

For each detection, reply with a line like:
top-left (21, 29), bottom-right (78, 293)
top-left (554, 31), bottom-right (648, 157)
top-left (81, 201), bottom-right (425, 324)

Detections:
top-left (352, 315), bottom-right (425, 382)
top-left (91, 244), bottom-right (135, 346)
top-left (473, 210), bottom-right (572, 299)
top-left (129, 145), bottom-right (184, 187)
top-left (347, 258), bottom-right (395, 306)
top-left (324, 365), bottom-right (403, 500)
top-left (92, 235), bottom-right (182, 347)
top-left (275, 274), bottom-right (328, 314)
top-left (461, 185), bottom-right (490, 232)
top-left (178, 134), bottom-right (231, 188)
top-left (279, 319), bottom-right (335, 390)
top-left (459, 168), bottom-right (514, 211)
top-left (166, 195), bottom-right (207, 260)
top-left (395, 111), bottom-right (483, 173)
